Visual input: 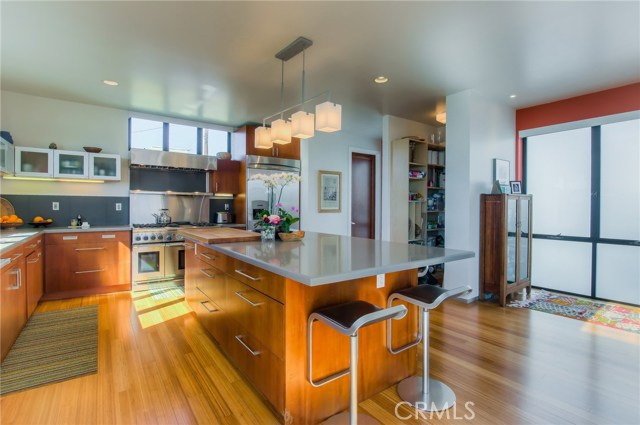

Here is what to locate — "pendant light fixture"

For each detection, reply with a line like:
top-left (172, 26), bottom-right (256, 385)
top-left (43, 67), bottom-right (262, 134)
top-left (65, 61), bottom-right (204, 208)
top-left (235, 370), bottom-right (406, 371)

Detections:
top-left (255, 36), bottom-right (342, 147)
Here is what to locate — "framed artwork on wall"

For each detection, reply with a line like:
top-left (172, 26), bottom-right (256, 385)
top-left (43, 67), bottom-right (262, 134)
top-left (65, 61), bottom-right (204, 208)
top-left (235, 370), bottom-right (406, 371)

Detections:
top-left (318, 170), bottom-right (341, 213)
top-left (493, 158), bottom-right (510, 185)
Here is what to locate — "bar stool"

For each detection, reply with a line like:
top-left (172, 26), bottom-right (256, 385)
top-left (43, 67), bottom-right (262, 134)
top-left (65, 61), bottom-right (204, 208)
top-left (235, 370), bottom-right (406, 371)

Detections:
top-left (387, 284), bottom-right (471, 411)
top-left (308, 300), bottom-right (408, 425)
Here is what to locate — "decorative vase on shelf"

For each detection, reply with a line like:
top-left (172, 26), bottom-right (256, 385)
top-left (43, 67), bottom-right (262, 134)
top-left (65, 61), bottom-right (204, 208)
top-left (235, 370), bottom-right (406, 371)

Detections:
top-left (261, 225), bottom-right (276, 241)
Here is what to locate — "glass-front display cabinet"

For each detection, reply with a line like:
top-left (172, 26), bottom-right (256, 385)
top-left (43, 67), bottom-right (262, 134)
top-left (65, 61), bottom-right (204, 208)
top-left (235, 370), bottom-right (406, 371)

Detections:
top-left (53, 150), bottom-right (88, 179)
top-left (15, 147), bottom-right (54, 177)
top-left (480, 194), bottom-right (533, 306)
top-left (89, 153), bottom-right (121, 181)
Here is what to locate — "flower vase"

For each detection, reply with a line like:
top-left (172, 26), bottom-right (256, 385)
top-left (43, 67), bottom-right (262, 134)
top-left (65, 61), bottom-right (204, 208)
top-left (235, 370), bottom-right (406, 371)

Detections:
top-left (261, 225), bottom-right (276, 241)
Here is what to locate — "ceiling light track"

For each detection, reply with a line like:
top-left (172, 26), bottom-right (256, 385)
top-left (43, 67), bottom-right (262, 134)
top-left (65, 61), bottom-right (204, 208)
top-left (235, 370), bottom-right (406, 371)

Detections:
top-left (255, 36), bottom-right (342, 149)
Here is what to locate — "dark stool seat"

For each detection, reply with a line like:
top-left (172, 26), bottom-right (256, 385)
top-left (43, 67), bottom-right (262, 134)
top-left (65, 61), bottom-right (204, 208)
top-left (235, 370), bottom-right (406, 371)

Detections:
top-left (387, 284), bottom-right (472, 412)
top-left (308, 300), bottom-right (407, 425)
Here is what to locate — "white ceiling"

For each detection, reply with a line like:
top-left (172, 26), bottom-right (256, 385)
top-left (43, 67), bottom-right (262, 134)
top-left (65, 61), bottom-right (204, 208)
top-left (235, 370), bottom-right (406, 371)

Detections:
top-left (1, 1), bottom-right (638, 128)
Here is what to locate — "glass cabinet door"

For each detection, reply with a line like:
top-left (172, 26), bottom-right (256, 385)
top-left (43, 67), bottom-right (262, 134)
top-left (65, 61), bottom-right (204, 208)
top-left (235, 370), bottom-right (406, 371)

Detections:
top-left (54, 150), bottom-right (88, 178)
top-left (15, 147), bottom-right (53, 177)
top-left (89, 153), bottom-right (121, 180)
top-left (519, 197), bottom-right (531, 280)
top-left (506, 197), bottom-right (517, 283)
top-left (0, 138), bottom-right (14, 174)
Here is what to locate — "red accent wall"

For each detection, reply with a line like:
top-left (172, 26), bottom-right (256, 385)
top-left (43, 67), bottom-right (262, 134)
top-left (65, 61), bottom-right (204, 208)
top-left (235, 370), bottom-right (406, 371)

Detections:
top-left (515, 83), bottom-right (640, 179)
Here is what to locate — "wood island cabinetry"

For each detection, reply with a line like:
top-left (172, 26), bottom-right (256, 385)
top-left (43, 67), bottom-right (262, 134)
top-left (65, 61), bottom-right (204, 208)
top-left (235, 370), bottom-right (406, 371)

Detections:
top-left (44, 231), bottom-right (131, 299)
top-left (1, 244), bottom-right (27, 361)
top-left (25, 236), bottom-right (43, 318)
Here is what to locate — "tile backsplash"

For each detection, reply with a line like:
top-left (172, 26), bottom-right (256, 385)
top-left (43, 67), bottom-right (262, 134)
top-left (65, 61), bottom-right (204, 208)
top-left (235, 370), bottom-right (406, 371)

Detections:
top-left (2, 195), bottom-right (129, 227)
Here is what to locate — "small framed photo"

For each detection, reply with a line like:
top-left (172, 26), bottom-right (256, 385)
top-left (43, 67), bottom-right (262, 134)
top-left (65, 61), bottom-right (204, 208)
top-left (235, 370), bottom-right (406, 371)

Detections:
top-left (318, 170), bottom-right (341, 213)
top-left (510, 180), bottom-right (522, 194)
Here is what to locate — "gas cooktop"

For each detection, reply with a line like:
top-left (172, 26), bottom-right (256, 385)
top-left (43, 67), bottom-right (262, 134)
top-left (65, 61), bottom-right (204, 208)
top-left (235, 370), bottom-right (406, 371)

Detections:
top-left (132, 222), bottom-right (218, 229)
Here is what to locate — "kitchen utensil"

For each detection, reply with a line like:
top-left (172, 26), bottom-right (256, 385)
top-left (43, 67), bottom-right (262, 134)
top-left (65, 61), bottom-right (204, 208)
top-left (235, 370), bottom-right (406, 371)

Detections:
top-left (215, 212), bottom-right (233, 224)
top-left (152, 209), bottom-right (172, 224)
top-left (83, 147), bottom-right (103, 153)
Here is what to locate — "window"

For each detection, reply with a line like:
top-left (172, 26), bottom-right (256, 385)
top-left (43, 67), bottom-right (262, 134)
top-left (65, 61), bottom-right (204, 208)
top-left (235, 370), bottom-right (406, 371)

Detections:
top-left (129, 117), bottom-right (230, 155)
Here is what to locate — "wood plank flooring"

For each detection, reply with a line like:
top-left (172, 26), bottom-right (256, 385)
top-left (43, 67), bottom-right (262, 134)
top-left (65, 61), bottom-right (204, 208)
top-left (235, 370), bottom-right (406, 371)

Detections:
top-left (1, 289), bottom-right (638, 425)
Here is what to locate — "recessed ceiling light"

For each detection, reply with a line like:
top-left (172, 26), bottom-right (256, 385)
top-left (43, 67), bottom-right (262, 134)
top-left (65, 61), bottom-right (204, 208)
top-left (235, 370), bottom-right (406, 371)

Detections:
top-left (374, 76), bottom-right (389, 84)
top-left (510, 94), bottom-right (517, 98)
top-left (103, 80), bottom-right (119, 86)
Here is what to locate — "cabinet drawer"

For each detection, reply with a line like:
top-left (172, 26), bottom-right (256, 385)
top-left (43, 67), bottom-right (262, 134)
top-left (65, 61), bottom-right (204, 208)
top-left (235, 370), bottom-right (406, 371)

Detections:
top-left (187, 287), bottom-right (227, 345)
top-left (226, 276), bottom-right (284, 360)
top-left (23, 236), bottom-right (43, 256)
top-left (196, 265), bottom-right (227, 310)
top-left (227, 319), bottom-right (284, 412)
top-left (46, 231), bottom-right (130, 245)
top-left (228, 258), bottom-right (285, 303)
top-left (195, 244), bottom-right (226, 270)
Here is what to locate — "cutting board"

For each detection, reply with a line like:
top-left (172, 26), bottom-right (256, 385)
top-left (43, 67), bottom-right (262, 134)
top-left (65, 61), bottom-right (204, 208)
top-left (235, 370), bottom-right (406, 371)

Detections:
top-left (177, 227), bottom-right (261, 244)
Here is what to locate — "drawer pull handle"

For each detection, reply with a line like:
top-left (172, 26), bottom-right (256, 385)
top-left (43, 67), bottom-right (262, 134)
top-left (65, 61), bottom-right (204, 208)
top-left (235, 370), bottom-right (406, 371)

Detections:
top-left (63, 236), bottom-right (78, 240)
top-left (200, 269), bottom-right (216, 278)
top-left (185, 243), bottom-right (195, 250)
top-left (234, 269), bottom-right (260, 281)
top-left (75, 269), bottom-right (104, 274)
top-left (75, 247), bottom-right (105, 251)
top-left (200, 301), bottom-right (218, 313)
top-left (235, 291), bottom-right (263, 307)
top-left (200, 253), bottom-right (216, 260)
top-left (12, 253), bottom-right (23, 261)
top-left (101, 234), bottom-right (116, 239)
top-left (27, 257), bottom-right (40, 264)
top-left (235, 335), bottom-right (261, 356)
top-left (27, 243), bottom-right (38, 249)
top-left (9, 269), bottom-right (21, 290)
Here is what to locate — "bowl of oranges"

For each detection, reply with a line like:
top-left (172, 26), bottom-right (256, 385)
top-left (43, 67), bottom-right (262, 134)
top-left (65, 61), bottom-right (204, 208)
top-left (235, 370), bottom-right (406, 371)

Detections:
top-left (29, 216), bottom-right (54, 228)
top-left (1, 214), bottom-right (24, 228)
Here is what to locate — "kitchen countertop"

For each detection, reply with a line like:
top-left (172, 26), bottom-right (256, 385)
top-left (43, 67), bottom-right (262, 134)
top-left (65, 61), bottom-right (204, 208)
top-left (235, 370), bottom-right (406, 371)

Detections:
top-left (185, 230), bottom-right (475, 286)
top-left (0, 226), bottom-right (132, 254)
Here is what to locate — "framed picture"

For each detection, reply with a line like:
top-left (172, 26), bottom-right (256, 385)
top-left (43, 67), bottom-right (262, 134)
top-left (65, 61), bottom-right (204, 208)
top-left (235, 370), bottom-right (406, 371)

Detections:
top-left (318, 170), bottom-right (341, 213)
top-left (510, 180), bottom-right (522, 194)
top-left (493, 159), bottom-right (510, 185)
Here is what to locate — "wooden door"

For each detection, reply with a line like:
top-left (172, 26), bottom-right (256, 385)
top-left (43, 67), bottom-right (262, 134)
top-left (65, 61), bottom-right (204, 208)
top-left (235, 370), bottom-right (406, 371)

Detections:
top-left (211, 159), bottom-right (240, 194)
top-left (272, 138), bottom-right (300, 160)
top-left (351, 152), bottom-right (375, 238)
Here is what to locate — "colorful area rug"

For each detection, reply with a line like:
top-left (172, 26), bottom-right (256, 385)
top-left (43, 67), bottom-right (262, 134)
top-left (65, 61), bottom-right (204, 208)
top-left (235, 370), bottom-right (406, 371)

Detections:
top-left (509, 290), bottom-right (640, 334)
top-left (0, 305), bottom-right (98, 395)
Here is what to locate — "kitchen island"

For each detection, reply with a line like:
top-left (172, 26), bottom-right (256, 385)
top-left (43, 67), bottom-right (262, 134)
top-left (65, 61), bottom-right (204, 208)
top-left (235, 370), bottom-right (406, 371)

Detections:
top-left (178, 229), bottom-right (474, 424)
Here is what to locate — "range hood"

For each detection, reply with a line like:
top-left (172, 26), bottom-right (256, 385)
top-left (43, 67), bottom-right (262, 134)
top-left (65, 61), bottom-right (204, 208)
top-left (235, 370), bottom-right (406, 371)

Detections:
top-left (130, 148), bottom-right (217, 171)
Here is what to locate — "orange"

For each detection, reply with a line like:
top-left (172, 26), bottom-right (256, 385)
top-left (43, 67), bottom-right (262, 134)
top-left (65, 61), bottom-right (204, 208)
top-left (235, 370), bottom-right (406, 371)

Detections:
top-left (33, 216), bottom-right (44, 223)
top-left (1, 215), bottom-right (8, 222)
top-left (46, 218), bottom-right (53, 223)
top-left (16, 218), bottom-right (23, 223)
top-left (9, 214), bottom-right (18, 221)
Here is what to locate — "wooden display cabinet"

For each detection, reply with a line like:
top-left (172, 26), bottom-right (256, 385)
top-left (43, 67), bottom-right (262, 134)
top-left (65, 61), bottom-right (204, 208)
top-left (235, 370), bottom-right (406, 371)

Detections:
top-left (480, 194), bottom-right (533, 306)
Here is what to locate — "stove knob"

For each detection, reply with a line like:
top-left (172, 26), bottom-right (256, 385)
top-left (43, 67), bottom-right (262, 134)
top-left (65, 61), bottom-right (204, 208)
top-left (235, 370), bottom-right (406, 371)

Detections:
top-left (166, 236), bottom-right (172, 241)
top-left (158, 235), bottom-right (164, 240)
top-left (143, 236), bottom-right (149, 241)
top-left (150, 235), bottom-right (156, 241)
top-left (135, 236), bottom-right (141, 241)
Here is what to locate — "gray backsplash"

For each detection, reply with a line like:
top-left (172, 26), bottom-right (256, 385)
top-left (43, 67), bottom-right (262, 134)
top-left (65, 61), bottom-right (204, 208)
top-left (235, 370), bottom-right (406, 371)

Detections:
top-left (2, 195), bottom-right (129, 227)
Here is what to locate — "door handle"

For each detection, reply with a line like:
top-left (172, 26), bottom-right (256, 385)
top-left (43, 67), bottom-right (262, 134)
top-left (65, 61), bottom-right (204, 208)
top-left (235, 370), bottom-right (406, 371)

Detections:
top-left (351, 222), bottom-right (356, 225)
top-left (234, 269), bottom-right (260, 281)
top-left (200, 253), bottom-right (216, 261)
top-left (235, 291), bottom-right (263, 307)
top-left (9, 268), bottom-right (21, 289)
top-left (200, 269), bottom-right (216, 278)
top-left (235, 335), bottom-right (261, 356)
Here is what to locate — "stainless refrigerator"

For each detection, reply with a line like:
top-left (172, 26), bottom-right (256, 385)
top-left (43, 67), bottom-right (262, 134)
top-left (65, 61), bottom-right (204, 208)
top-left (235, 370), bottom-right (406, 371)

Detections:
top-left (246, 155), bottom-right (301, 230)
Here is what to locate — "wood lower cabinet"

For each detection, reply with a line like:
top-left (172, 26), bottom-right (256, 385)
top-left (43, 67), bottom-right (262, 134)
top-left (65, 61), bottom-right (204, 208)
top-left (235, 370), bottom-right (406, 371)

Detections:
top-left (44, 231), bottom-right (131, 299)
top-left (1, 245), bottom-right (27, 361)
top-left (25, 246), bottom-right (43, 318)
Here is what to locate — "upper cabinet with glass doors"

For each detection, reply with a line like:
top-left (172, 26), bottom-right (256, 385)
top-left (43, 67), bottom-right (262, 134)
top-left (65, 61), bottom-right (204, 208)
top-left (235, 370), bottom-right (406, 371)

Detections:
top-left (15, 147), bottom-right (54, 177)
top-left (89, 153), bottom-right (121, 181)
top-left (54, 150), bottom-right (88, 179)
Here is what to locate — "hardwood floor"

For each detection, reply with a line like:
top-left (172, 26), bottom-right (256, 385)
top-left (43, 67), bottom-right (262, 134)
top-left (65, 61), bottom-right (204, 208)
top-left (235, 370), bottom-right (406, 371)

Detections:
top-left (1, 290), bottom-right (638, 425)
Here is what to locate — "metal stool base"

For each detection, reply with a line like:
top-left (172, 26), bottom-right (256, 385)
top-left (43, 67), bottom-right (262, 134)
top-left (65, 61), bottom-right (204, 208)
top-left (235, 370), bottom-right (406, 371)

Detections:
top-left (397, 376), bottom-right (456, 412)
top-left (321, 412), bottom-right (381, 425)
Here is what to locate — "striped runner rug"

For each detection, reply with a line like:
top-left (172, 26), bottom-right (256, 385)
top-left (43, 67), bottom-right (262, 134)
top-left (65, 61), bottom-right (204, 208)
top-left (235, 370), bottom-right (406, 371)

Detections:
top-left (0, 305), bottom-right (98, 395)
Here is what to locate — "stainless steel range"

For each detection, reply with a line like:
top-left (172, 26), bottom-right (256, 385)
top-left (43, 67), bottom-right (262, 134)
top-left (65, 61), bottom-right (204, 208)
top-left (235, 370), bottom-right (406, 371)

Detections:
top-left (131, 224), bottom-right (186, 291)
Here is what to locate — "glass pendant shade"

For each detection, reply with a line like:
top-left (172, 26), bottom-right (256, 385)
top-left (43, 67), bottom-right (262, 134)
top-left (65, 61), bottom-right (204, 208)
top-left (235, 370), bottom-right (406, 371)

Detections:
top-left (291, 111), bottom-right (315, 139)
top-left (271, 119), bottom-right (292, 144)
top-left (254, 126), bottom-right (273, 149)
top-left (315, 101), bottom-right (342, 132)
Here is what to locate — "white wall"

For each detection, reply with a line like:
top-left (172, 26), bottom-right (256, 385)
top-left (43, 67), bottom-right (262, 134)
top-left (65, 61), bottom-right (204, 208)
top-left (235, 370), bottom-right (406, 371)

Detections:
top-left (0, 90), bottom-right (130, 196)
top-left (381, 115), bottom-right (436, 241)
top-left (300, 102), bottom-right (382, 236)
top-left (445, 89), bottom-right (515, 297)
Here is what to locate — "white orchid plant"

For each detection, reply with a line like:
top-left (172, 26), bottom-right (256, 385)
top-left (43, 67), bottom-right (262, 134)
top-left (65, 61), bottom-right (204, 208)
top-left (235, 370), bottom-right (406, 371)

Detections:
top-left (249, 172), bottom-right (302, 232)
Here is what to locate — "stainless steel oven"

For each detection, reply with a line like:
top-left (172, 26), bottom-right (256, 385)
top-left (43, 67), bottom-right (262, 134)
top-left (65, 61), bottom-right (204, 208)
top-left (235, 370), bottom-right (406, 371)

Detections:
top-left (164, 243), bottom-right (185, 279)
top-left (132, 244), bottom-right (166, 283)
top-left (131, 226), bottom-right (185, 291)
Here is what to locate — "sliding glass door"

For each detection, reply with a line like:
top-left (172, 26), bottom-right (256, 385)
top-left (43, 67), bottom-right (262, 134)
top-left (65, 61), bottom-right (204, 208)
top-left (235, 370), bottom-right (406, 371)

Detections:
top-left (525, 118), bottom-right (639, 305)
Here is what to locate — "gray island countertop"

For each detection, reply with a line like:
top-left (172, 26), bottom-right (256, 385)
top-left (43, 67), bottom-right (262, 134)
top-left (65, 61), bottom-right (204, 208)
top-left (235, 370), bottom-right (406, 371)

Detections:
top-left (194, 231), bottom-right (475, 286)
